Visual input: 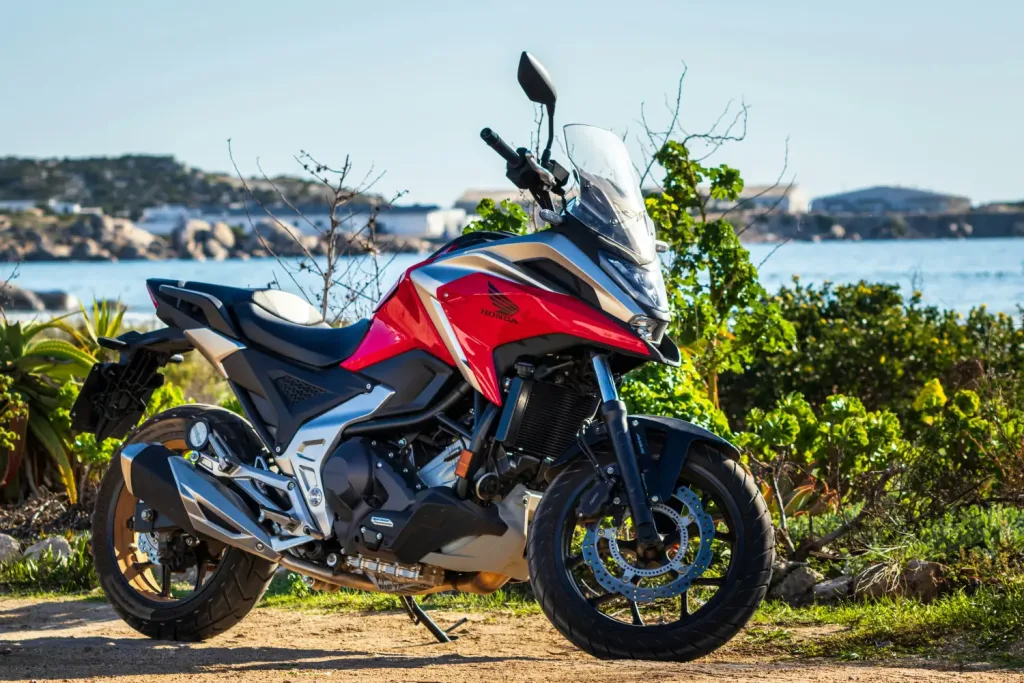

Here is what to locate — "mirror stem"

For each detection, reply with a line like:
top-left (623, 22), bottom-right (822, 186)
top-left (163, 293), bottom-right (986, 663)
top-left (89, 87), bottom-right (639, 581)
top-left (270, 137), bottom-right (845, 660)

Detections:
top-left (542, 105), bottom-right (555, 166)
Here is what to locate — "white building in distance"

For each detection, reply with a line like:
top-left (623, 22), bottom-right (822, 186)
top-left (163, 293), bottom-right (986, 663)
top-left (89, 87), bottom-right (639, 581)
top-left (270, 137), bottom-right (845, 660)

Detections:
top-left (138, 202), bottom-right (468, 239)
top-left (0, 198), bottom-right (82, 214)
top-left (811, 186), bottom-right (971, 214)
top-left (704, 184), bottom-right (809, 214)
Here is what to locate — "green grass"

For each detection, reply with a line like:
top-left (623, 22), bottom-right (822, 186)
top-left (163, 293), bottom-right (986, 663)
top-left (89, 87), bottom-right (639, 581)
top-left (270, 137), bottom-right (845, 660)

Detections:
top-left (257, 571), bottom-right (540, 615)
top-left (752, 585), bottom-right (1024, 666)
top-left (0, 535), bottom-right (96, 596)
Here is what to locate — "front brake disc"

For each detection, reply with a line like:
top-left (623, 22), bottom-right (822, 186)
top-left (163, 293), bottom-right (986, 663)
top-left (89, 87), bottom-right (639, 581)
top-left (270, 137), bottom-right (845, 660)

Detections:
top-left (580, 485), bottom-right (715, 602)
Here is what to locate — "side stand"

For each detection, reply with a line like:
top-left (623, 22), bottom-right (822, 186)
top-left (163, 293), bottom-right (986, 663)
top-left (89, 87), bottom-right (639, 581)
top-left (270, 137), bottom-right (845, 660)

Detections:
top-left (400, 596), bottom-right (467, 644)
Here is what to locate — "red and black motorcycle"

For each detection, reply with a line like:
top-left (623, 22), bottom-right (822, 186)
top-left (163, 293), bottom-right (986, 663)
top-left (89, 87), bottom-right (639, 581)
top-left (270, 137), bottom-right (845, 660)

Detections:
top-left (74, 52), bottom-right (772, 661)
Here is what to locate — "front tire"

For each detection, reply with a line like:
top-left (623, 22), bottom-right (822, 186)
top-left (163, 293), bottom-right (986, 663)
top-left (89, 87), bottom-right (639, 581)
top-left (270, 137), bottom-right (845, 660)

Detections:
top-left (527, 444), bottom-right (773, 661)
top-left (92, 406), bottom-right (277, 641)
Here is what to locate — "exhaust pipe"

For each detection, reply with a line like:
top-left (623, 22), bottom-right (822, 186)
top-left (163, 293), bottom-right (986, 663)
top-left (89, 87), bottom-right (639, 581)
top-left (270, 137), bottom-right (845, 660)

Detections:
top-left (120, 444), bottom-right (509, 595)
top-left (121, 443), bottom-right (281, 562)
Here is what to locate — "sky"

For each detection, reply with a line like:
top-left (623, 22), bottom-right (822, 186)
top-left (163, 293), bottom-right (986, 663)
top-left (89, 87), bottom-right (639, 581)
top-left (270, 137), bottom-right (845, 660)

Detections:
top-left (1, 1), bottom-right (1021, 207)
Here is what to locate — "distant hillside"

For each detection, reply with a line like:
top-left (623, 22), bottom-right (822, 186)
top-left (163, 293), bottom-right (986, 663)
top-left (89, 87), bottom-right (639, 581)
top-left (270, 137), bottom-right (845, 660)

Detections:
top-left (0, 155), bottom-right (377, 220)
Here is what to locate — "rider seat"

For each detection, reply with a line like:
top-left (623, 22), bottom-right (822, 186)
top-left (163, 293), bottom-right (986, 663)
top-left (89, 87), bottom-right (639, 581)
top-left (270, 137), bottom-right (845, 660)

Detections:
top-left (151, 279), bottom-right (369, 367)
top-left (233, 290), bottom-right (370, 367)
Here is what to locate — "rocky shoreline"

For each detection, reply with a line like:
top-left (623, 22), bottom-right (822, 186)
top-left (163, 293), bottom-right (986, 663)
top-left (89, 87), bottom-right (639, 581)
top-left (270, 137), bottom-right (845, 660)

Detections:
top-left (0, 212), bottom-right (438, 263)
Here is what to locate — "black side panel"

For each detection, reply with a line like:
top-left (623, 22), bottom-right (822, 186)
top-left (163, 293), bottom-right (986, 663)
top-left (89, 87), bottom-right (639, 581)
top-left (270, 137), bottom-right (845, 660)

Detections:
top-left (359, 351), bottom-right (454, 417)
top-left (221, 347), bottom-right (370, 450)
top-left (355, 488), bottom-right (508, 564)
top-left (519, 257), bottom-right (601, 309)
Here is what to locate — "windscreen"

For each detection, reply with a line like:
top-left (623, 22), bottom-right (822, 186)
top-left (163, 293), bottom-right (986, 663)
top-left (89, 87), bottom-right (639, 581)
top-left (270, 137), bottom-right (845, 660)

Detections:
top-left (563, 124), bottom-right (657, 264)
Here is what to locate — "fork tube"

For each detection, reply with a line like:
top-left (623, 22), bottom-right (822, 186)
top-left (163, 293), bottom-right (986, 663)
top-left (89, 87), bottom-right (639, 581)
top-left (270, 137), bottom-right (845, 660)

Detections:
top-left (590, 354), bottom-right (659, 546)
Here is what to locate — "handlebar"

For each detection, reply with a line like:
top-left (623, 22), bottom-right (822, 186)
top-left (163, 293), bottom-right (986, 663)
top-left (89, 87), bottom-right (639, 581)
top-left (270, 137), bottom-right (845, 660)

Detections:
top-left (480, 128), bottom-right (519, 164)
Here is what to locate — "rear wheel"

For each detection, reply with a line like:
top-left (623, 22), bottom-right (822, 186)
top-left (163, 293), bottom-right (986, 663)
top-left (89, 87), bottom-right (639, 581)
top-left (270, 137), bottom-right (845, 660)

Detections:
top-left (527, 444), bottom-right (773, 661)
top-left (92, 406), bottom-right (277, 641)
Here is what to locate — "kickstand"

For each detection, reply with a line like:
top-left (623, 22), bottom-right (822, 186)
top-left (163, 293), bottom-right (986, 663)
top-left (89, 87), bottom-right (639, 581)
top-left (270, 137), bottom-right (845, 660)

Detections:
top-left (400, 596), bottom-right (466, 643)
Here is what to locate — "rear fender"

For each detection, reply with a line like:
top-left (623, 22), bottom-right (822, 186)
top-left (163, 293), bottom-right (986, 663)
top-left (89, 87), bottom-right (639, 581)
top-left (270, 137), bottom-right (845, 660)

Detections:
top-left (546, 414), bottom-right (738, 503)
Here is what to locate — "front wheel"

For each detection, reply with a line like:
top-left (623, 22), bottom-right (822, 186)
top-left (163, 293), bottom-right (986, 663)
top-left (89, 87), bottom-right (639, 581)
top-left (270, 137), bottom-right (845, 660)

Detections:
top-left (527, 444), bottom-right (773, 661)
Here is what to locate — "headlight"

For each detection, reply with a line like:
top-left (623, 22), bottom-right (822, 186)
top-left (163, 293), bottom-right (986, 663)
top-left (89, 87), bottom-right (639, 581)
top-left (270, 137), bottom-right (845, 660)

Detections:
top-left (600, 252), bottom-right (669, 314)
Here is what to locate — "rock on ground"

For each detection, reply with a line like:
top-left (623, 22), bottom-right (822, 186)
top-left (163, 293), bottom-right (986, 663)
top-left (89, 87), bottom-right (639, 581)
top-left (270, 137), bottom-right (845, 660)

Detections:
top-left (902, 560), bottom-right (945, 602)
top-left (853, 563), bottom-right (896, 600)
top-left (769, 565), bottom-right (823, 604)
top-left (770, 560), bottom-right (806, 590)
top-left (812, 575), bottom-right (853, 603)
top-left (22, 536), bottom-right (72, 562)
top-left (0, 533), bottom-right (20, 563)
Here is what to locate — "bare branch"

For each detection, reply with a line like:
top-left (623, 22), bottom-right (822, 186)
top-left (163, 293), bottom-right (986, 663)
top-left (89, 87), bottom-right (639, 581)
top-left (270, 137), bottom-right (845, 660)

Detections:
top-left (228, 138), bottom-right (403, 324)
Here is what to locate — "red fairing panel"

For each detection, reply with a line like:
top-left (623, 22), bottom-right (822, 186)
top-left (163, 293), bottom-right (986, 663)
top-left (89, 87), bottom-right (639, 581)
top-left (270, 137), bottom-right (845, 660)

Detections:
top-left (438, 274), bottom-right (649, 404)
top-left (341, 273), bottom-right (454, 371)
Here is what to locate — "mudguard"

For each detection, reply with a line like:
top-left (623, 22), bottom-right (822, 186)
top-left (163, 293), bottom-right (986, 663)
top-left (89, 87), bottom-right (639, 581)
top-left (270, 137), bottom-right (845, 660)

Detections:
top-left (546, 414), bottom-right (739, 503)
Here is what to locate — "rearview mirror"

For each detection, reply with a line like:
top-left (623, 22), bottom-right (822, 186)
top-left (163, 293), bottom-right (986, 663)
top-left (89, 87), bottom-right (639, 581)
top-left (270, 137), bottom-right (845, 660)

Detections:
top-left (518, 52), bottom-right (557, 111)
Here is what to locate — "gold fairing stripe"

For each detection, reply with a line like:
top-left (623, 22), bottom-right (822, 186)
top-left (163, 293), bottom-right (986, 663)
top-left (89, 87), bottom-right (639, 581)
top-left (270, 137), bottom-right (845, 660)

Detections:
top-left (407, 232), bottom-right (644, 398)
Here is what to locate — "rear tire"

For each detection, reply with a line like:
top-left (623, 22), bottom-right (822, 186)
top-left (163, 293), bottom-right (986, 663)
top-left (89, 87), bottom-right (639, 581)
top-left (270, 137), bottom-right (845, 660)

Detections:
top-left (92, 406), bottom-right (277, 641)
top-left (527, 445), bottom-right (773, 661)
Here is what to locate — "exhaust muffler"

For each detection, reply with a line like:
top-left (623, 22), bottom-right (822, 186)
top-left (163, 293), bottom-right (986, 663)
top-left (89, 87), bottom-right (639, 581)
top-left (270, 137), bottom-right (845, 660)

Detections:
top-left (121, 443), bottom-right (281, 562)
top-left (119, 443), bottom-right (508, 595)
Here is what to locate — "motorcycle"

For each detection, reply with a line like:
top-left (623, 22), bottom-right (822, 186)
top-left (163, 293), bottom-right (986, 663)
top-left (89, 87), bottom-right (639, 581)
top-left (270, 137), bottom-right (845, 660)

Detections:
top-left (73, 52), bottom-right (773, 661)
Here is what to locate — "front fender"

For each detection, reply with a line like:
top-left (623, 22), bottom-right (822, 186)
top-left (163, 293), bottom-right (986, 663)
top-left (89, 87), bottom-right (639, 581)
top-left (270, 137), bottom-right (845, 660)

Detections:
top-left (545, 414), bottom-right (738, 503)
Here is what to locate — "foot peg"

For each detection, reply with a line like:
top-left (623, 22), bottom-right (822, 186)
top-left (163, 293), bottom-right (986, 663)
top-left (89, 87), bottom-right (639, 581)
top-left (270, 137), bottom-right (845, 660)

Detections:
top-left (400, 596), bottom-right (467, 643)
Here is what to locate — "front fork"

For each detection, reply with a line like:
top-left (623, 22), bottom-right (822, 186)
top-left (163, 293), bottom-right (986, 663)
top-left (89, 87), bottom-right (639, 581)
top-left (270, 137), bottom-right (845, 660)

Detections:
top-left (590, 354), bottom-right (660, 547)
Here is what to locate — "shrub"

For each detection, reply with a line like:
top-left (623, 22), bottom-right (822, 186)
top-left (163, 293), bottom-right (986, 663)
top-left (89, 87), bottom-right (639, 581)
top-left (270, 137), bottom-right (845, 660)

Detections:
top-left (719, 279), bottom-right (1024, 429)
top-left (0, 534), bottom-right (96, 594)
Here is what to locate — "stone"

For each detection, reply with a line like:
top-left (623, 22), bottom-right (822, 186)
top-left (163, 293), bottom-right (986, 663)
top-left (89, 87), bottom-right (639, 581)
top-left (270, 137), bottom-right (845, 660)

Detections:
top-left (0, 534), bottom-right (20, 564)
top-left (203, 239), bottom-right (230, 261)
top-left (245, 220), bottom-right (305, 255)
top-left (829, 224), bottom-right (846, 239)
top-left (23, 536), bottom-right (72, 562)
top-left (768, 565), bottom-right (823, 604)
top-left (0, 283), bottom-right (45, 311)
top-left (108, 219), bottom-right (156, 251)
top-left (70, 239), bottom-right (104, 261)
top-left (812, 575), bottom-right (853, 603)
top-left (770, 560), bottom-right (806, 590)
top-left (118, 244), bottom-right (146, 260)
top-left (34, 290), bottom-right (79, 311)
top-left (853, 563), bottom-right (893, 600)
top-left (210, 222), bottom-right (236, 249)
top-left (902, 560), bottom-right (944, 602)
top-left (147, 239), bottom-right (172, 257)
top-left (68, 213), bottom-right (107, 240)
top-left (172, 219), bottom-right (213, 253)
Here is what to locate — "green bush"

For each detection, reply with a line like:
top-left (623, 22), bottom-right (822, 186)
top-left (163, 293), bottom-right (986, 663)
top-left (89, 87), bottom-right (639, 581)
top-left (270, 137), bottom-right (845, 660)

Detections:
top-left (907, 505), bottom-right (1024, 575)
top-left (719, 279), bottom-right (1024, 429)
top-left (0, 535), bottom-right (96, 594)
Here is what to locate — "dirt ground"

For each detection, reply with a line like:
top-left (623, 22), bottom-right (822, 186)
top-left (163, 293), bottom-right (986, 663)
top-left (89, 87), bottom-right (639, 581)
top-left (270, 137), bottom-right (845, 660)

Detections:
top-left (0, 597), bottom-right (1021, 683)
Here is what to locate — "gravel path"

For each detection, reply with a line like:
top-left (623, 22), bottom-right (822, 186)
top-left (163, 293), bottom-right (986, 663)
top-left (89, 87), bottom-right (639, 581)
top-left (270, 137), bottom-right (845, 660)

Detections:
top-left (0, 597), bottom-right (1020, 682)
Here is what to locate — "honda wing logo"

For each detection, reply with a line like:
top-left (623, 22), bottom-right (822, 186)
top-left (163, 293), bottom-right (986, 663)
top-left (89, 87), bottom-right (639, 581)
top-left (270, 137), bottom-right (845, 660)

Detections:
top-left (483, 281), bottom-right (519, 323)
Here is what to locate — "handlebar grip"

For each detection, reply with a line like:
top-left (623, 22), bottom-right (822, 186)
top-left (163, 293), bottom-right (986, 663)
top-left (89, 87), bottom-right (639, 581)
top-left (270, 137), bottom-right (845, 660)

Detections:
top-left (480, 128), bottom-right (519, 163)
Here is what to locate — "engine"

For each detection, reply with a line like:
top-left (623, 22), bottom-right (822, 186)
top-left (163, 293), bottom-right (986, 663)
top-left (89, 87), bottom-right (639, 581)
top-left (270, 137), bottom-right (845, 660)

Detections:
top-left (320, 435), bottom-right (506, 568)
